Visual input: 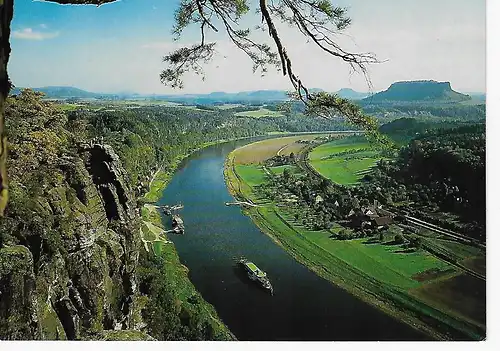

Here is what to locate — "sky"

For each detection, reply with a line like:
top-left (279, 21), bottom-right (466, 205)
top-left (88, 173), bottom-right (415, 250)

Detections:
top-left (8, 0), bottom-right (486, 94)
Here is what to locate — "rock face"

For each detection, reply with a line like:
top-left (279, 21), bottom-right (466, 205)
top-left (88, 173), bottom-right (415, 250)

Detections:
top-left (0, 246), bottom-right (39, 340)
top-left (363, 80), bottom-right (471, 103)
top-left (0, 144), bottom-right (147, 340)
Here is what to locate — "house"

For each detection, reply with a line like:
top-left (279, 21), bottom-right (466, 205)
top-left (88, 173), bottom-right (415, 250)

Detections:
top-left (373, 216), bottom-right (393, 229)
top-left (361, 205), bottom-right (379, 219)
top-left (349, 201), bottom-right (394, 230)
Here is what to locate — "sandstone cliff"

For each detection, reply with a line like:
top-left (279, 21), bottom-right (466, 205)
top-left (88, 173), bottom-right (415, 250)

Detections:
top-left (0, 143), bottom-right (150, 340)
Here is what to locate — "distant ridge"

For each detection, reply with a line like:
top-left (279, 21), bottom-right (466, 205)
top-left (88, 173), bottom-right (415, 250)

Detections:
top-left (10, 86), bottom-right (107, 98)
top-left (10, 86), bottom-right (366, 103)
top-left (11, 83), bottom-right (472, 105)
top-left (362, 80), bottom-right (471, 103)
top-left (334, 88), bottom-right (369, 100)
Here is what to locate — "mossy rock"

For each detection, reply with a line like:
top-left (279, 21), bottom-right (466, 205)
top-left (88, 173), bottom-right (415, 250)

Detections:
top-left (0, 246), bottom-right (40, 340)
top-left (0, 245), bottom-right (33, 274)
top-left (88, 330), bottom-right (156, 341)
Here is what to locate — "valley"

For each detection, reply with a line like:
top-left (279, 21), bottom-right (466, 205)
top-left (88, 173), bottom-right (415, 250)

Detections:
top-left (0, 80), bottom-right (486, 341)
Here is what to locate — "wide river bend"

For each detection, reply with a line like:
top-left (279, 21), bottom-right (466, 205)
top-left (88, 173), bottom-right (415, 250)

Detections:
top-left (158, 138), bottom-right (429, 341)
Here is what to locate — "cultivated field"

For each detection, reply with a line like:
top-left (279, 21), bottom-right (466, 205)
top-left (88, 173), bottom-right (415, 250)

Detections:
top-left (234, 108), bottom-right (284, 118)
top-left (232, 134), bottom-right (331, 164)
top-left (308, 136), bottom-right (382, 185)
top-left (216, 104), bottom-right (243, 110)
top-left (410, 273), bottom-right (486, 327)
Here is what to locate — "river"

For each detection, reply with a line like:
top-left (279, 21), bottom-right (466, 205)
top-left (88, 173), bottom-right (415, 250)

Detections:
top-left (157, 138), bottom-right (429, 341)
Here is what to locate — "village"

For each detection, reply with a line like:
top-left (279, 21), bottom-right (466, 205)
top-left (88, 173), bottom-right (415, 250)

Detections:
top-left (258, 151), bottom-right (409, 245)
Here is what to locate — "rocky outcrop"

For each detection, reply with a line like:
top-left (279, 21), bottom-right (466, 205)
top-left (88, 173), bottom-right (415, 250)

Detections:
top-left (85, 144), bottom-right (136, 222)
top-left (0, 246), bottom-right (40, 339)
top-left (0, 143), bottom-right (146, 340)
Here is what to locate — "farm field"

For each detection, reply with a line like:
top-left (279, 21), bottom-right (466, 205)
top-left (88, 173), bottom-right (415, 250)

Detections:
top-left (410, 273), bottom-right (486, 327)
top-left (232, 134), bottom-right (332, 164)
top-left (234, 165), bottom-right (268, 187)
top-left (234, 108), bottom-right (284, 118)
top-left (216, 104), bottom-right (244, 109)
top-left (225, 135), bottom-right (486, 340)
top-left (285, 221), bottom-right (453, 289)
top-left (308, 135), bottom-right (382, 185)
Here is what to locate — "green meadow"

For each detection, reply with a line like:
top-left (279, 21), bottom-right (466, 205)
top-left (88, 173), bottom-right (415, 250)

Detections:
top-left (308, 136), bottom-right (382, 185)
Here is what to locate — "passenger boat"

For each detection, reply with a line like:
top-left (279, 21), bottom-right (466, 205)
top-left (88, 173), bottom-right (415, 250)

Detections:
top-left (239, 258), bottom-right (273, 294)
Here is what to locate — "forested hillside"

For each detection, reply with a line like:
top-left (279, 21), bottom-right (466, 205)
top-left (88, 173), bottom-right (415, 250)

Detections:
top-left (360, 124), bottom-right (485, 240)
top-left (67, 104), bottom-right (352, 191)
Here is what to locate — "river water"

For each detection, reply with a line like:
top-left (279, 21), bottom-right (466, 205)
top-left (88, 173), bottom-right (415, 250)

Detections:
top-left (158, 138), bottom-right (429, 341)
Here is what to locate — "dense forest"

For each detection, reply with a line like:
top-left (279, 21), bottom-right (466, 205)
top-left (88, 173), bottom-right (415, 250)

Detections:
top-left (361, 103), bottom-right (485, 121)
top-left (359, 124), bottom-right (486, 240)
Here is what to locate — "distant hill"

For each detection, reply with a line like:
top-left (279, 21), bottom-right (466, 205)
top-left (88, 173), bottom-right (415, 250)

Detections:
top-left (334, 88), bottom-right (369, 100)
top-left (12, 83), bottom-right (472, 106)
top-left (154, 90), bottom-right (289, 104)
top-left (10, 86), bottom-right (107, 99)
top-left (8, 86), bottom-right (328, 104)
top-left (362, 80), bottom-right (471, 103)
top-left (153, 89), bottom-right (326, 104)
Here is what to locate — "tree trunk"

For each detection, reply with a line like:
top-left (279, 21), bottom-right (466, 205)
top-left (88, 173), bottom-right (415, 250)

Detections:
top-left (0, 0), bottom-right (13, 216)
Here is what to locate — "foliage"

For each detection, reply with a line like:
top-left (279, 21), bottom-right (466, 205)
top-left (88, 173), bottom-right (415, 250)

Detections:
top-left (162, 0), bottom-right (376, 92)
top-left (3, 90), bottom-right (76, 255)
top-left (355, 123), bottom-right (486, 240)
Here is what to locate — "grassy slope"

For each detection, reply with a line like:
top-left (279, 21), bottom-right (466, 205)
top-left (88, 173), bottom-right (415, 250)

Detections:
top-left (225, 141), bottom-right (485, 340)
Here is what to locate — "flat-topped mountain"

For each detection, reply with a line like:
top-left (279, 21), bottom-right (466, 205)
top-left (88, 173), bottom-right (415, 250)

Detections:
top-left (363, 80), bottom-right (470, 103)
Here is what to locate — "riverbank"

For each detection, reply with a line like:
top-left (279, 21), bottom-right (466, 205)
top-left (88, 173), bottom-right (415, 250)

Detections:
top-left (224, 138), bottom-right (485, 341)
top-left (137, 132), bottom-right (309, 339)
top-left (138, 200), bottom-right (234, 340)
top-left (137, 136), bottom-right (274, 340)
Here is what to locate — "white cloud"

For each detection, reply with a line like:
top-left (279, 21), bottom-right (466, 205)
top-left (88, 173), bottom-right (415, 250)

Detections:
top-left (12, 28), bottom-right (59, 41)
top-left (39, 24), bottom-right (48, 29)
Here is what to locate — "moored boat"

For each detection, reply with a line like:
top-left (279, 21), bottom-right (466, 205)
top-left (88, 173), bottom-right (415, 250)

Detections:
top-left (172, 214), bottom-right (185, 234)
